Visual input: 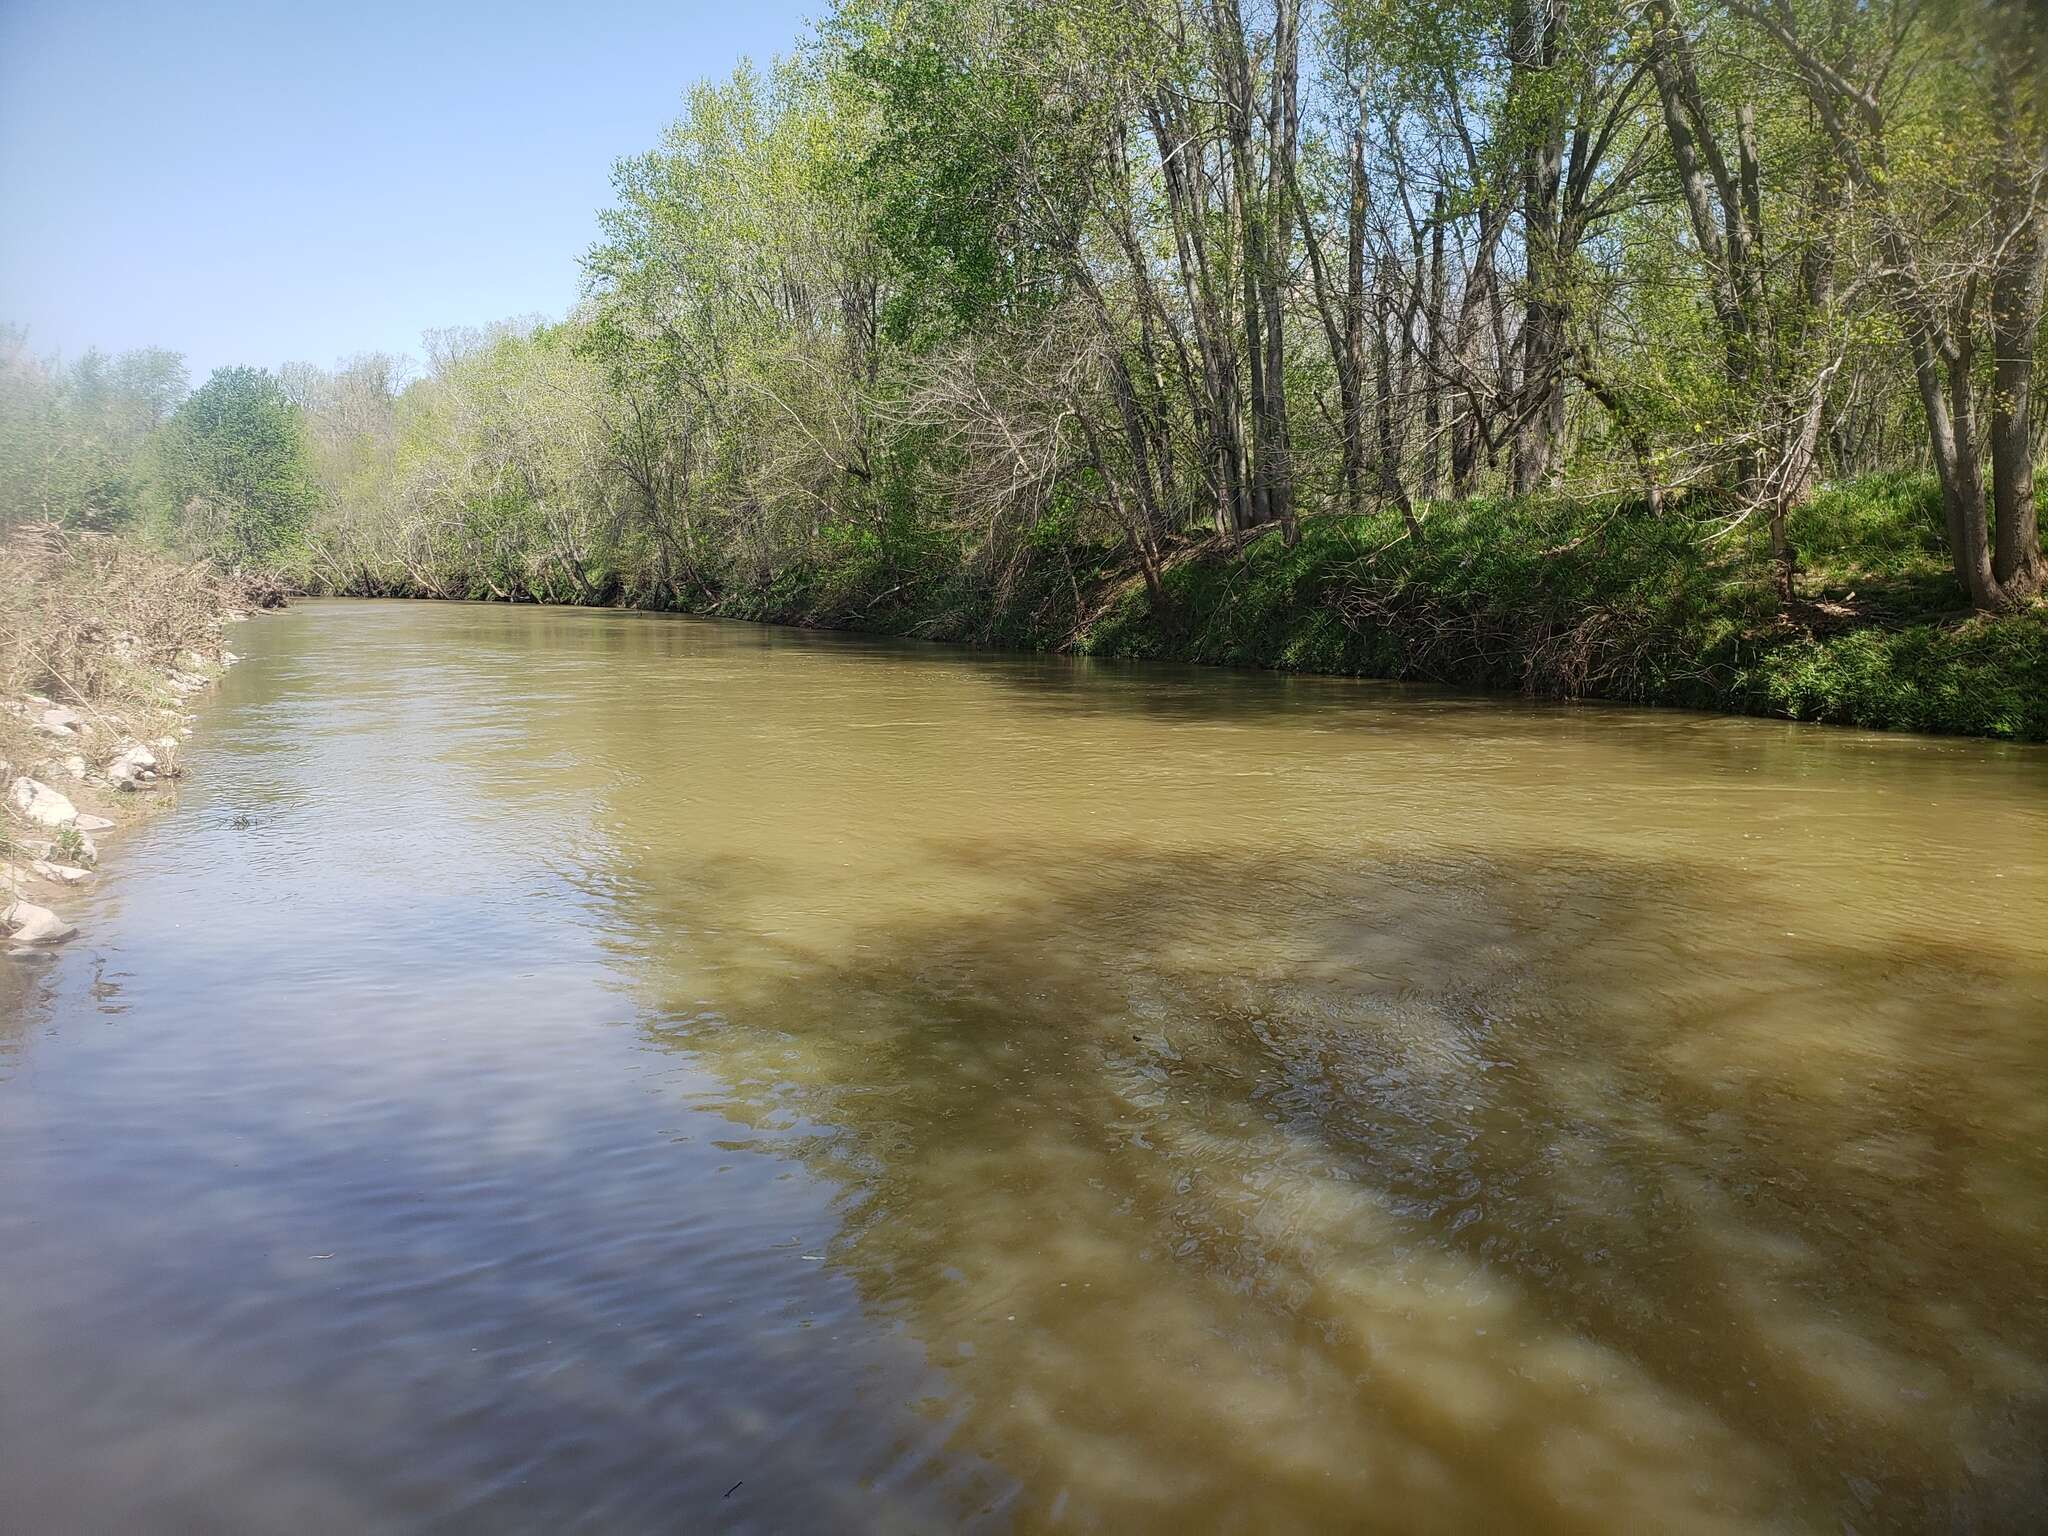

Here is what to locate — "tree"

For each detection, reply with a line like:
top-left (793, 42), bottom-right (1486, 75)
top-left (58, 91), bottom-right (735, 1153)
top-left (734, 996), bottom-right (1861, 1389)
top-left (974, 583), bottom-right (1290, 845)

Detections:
top-left (0, 331), bottom-right (187, 531)
top-left (153, 366), bottom-right (319, 566)
top-left (1731, 0), bottom-right (2047, 608)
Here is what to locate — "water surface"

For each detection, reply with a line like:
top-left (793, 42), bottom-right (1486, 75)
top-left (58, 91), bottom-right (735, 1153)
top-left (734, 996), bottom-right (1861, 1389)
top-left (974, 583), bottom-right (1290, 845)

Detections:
top-left (3, 600), bottom-right (2045, 1532)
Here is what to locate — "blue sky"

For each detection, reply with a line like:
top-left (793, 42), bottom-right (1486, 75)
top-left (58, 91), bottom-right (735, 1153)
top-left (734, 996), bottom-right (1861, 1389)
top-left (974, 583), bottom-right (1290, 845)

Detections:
top-left (0, 0), bottom-right (816, 382)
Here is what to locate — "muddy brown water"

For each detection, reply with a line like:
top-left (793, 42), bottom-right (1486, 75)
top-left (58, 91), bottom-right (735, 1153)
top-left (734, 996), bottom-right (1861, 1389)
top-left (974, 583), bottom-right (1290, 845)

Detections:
top-left (2, 599), bottom-right (2045, 1533)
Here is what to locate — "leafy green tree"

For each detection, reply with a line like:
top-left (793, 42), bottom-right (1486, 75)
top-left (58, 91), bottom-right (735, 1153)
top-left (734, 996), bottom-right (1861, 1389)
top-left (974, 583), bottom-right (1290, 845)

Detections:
top-left (152, 366), bottom-right (320, 565)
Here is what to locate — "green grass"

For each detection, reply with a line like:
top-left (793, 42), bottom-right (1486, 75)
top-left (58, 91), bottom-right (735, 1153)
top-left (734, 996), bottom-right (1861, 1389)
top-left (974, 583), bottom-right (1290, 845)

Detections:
top-left (1083, 498), bottom-right (1763, 703)
top-left (1071, 476), bottom-right (2046, 741)
top-left (1742, 617), bottom-right (2048, 739)
top-left (693, 475), bottom-right (2048, 740)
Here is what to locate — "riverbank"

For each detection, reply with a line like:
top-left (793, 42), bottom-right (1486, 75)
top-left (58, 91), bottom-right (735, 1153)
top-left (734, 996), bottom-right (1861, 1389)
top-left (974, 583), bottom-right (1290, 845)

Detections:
top-left (0, 524), bottom-right (252, 955)
top-left (286, 473), bottom-right (2045, 743)
top-left (644, 477), bottom-right (2048, 743)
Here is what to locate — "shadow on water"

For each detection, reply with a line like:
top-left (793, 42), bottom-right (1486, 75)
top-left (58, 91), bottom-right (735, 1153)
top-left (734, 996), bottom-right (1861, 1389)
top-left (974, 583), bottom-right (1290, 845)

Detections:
top-left (612, 838), bottom-right (2048, 1534)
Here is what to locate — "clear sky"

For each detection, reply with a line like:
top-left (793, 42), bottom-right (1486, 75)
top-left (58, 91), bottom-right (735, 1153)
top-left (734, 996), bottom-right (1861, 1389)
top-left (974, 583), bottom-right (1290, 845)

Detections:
top-left (0, 0), bottom-right (817, 382)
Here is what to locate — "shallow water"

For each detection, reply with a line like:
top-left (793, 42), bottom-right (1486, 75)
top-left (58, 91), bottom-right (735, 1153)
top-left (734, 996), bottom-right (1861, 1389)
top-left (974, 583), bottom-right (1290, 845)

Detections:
top-left (2, 599), bottom-right (2045, 1533)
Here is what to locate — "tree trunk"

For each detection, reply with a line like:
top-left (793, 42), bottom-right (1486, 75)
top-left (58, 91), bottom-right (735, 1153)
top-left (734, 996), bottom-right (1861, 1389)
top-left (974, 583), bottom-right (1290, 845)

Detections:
top-left (1510, 0), bottom-right (1567, 497)
top-left (1374, 274), bottom-right (1422, 538)
top-left (1148, 97), bottom-right (1249, 533)
top-left (1421, 198), bottom-right (1446, 501)
top-left (1991, 136), bottom-right (2048, 600)
top-left (1264, 0), bottom-right (1301, 544)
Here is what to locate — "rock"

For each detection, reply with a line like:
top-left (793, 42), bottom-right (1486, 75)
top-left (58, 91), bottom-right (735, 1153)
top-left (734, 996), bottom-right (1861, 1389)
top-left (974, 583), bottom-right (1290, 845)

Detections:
top-left (107, 762), bottom-right (158, 791)
top-left (67, 834), bottom-right (98, 867)
top-left (7, 777), bottom-right (78, 828)
top-left (29, 860), bottom-right (91, 885)
top-left (106, 743), bottom-right (160, 791)
top-left (74, 814), bottom-right (114, 832)
top-left (2, 899), bottom-right (76, 946)
top-left (32, 704), bottom-right (91, 740)
top-left (60, 754), bottom-right (87, 781)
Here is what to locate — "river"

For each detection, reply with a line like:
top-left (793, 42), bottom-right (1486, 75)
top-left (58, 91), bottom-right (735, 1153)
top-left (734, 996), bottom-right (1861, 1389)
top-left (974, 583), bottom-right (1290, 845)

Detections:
top-left (2, 599), bottom-right (2044, 1533)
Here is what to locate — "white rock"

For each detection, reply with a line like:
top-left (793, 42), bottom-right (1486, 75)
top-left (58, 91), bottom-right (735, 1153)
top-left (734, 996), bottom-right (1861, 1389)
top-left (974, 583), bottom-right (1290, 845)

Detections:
top-left (2, 899), bottom-right (76, 945)
top-left (68, 834), bottom-right (98, 867)
top-left (34, 718), bottom-right (77, 739)
top-left (74, 814), bottom-right (114, 832)
top-left (106, 743), bottom-right (160, 790)
top-left (60, 754), bottom-right (87, 781)
top-left (7, 777), bottom-right (78, 828)
top-left (39, 705), bottom-right (86, 731)
top-left (29, 860), bottom-right (91, 885)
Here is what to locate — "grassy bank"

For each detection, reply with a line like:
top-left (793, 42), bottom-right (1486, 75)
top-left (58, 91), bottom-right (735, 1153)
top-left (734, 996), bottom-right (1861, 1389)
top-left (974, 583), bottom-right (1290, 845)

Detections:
top-left (667, 475), bottom-right (2043, 744)
top-left (289, 475), bottom-right (2044, 742)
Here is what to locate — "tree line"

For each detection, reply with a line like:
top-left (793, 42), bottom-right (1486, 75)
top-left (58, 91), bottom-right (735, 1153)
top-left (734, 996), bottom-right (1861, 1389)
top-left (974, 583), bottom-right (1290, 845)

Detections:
top-left (4, 0), bottom-right (2044, 619)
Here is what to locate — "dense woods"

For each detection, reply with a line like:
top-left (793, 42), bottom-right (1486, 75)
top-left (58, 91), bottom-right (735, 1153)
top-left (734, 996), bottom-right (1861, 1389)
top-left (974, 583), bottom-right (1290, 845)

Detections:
top-left (4, 0), bottom-right (2045, 735)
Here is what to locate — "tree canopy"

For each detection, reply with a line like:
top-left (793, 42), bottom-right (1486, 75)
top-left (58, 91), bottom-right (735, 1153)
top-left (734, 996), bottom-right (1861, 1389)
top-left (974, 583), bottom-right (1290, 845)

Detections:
top-left (3, 0), bottom-right (2043, 726)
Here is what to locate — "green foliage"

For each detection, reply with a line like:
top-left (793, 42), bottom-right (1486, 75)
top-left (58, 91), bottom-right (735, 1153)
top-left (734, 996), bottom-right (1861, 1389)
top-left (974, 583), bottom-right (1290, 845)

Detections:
top-left (1084, 497), bottom-right (1767, 703)
top-left (152, 367), bottom-right (319, 566)
top-left (0, 330), bottom-right (186, 531)
top-left (1790, 474), bottom-right (1947, 581)
top-left (842, 0), bottom-right (1060, 340)
top-left (1078, 481), bottom-right (2045, 739)
top-left (1746, 618), bottom-right (2048, 740)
